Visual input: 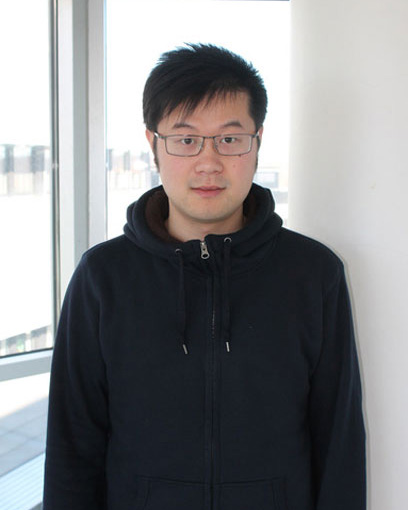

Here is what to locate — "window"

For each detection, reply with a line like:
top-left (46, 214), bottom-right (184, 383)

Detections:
top-left (106, 0), bottom-right (290, 238)
top-left (0, 0), bottom-right (53, 358)
top-left (0, 1), bottom-right (53, 508)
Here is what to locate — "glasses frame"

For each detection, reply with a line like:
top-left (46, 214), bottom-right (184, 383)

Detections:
top-left (154, 131), bottom-right (260, 157)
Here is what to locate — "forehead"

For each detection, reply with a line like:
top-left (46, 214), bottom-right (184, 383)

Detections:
top-left (158, 91), bottom-right (254, 132)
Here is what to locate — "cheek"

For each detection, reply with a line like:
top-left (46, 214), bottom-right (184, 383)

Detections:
top-left (235, 156), bottom-right (257, 175)
top-left (159, 162), bottom-right (188, 193)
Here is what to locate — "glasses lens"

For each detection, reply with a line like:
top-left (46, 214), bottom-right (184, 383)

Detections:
top-left (215, 134), bottom-right (252, 155)
top-left (166, 136), bottom-right (202, 156)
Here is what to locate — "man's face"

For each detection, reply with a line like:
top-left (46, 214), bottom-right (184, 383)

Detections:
top-left (146, 92), bottom-right (263, 240)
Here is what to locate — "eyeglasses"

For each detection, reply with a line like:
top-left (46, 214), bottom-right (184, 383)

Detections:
top-left (154, 132), bottom-right (260, 157)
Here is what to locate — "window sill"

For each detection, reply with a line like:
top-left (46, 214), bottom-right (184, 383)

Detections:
top-left (0, 350), bottom-right (52, 382)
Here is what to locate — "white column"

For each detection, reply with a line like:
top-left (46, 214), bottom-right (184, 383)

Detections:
top-left (58, 0), bottom-right (89, 294)
top-left (58, 0), bottom-right (106, 298)
top-left (88, 0), bottom-right (107, 248)
top-left (289, 1), bottom-right (408, 509)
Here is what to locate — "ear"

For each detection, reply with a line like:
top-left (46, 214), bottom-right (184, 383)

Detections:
top-left (146, 129), bottom-right (155, 151)
top-left (257, 126), bottom-right (264, 148)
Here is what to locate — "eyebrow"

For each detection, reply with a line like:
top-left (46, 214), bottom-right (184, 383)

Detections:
top-left (170, 120), bottom-right (245, 131)
top-left (221, 120), bottom-right (245, 130)
top-left (171, 122), bottom-right (196, 130)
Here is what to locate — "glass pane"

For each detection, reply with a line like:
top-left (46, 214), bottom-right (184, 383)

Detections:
top-left (0, 0), bottom-right (53, 357)
top-left (106, 0), bottom-right (290, 238)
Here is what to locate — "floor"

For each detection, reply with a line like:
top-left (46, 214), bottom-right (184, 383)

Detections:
top-left (0, 397), bottom-right (48, 477)
top-left (0, 373), bottom-right (49, 509)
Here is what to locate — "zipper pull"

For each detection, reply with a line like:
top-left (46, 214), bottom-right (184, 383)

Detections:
top-left (200, 240), bottom-right (210, 259)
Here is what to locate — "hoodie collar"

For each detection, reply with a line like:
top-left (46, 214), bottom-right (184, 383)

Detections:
top-left (123, 183), bottom-right (282, 270)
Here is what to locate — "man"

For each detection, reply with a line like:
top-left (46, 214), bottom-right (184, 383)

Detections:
top-left (44, 44), bottom-right (366, 510)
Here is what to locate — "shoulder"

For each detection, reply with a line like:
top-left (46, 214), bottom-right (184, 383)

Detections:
top-left (278, 228), bottom-right (342, 262)
top-left (72, 235), bottom-right (137, 284)
top-left (81, 234), bottom-right (133, 265)
top-left (276, 227), bottom-right (345, 291)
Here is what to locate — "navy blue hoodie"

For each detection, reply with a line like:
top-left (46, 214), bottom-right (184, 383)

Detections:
top-left (44, 184), bottom-right (366, 510)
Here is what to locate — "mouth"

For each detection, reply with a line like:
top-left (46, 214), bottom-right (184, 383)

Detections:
top-left (191, 186), bottom-right (225, 198)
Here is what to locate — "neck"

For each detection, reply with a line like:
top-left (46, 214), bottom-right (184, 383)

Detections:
top-left (166, 209), bottom-right (246, 242)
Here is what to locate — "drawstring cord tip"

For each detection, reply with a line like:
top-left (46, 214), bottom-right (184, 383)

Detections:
top-left (182, 343), bottom-right (189, 355)
top-left (225, 341), bottom-right (230, 353)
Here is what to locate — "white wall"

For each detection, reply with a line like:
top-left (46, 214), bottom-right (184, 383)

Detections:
top-left (289, 1), bottom-right (408, 508)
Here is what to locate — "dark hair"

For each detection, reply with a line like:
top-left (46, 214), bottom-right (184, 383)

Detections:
top-left (143, 43), bottom-right (267, 132)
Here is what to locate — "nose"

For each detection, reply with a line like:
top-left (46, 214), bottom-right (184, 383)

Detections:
top-left (194, 138), bottom-right (223, 174)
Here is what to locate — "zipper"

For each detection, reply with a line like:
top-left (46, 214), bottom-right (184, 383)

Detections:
top-left (210, 302), bottom-right (215, 510)
top-left (200, 240), bottom-right (210, 259)
top-left (201, 240), bottom-right (215, 509)
top-left (210, 303), bottom-right (216, 509)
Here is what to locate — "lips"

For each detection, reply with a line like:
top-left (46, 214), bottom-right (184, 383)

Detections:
top-left (191, 186), bottom-right (225, 197)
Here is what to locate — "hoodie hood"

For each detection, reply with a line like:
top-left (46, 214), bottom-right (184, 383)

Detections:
top-left (123, 183), bottom-right (283, 273)
top-left (124, 183), bottom-right (283, 354)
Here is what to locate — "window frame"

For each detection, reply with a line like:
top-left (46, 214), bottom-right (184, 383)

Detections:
top-left (0, 0), bottom-right (106, 380)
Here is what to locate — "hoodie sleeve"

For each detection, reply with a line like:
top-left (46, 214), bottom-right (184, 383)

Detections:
top-left (309, 265), bottom-right (366, 510)
top-left (43, 255), bottom-right (109, 510)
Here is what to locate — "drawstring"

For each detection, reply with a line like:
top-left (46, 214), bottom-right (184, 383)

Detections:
top-left (175, 238), bottom-right (233, 355)
top-left (222, 237), bottom-right (232, 353)
top-left (175, 248), bottom-right (189, 354)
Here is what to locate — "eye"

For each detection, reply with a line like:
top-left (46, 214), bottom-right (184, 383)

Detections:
top-left (180, 137), bottom-right (197, 146)
top-left (220, 136), bottom-right (236, 144)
